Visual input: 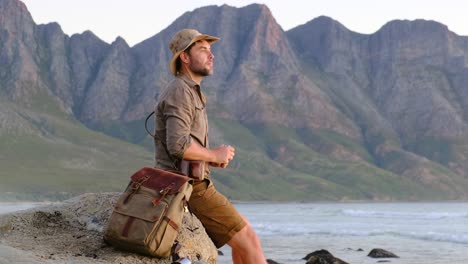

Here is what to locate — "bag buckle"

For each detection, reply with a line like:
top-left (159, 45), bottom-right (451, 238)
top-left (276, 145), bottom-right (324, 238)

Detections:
top-left (160, 182), bottom-right (175, 194)
top-left (132, 174), bottom-right (151, 191)
top-left (152, 182), bottom-right (175, 207)
top-left (124, 175), bottom-right (151, 205)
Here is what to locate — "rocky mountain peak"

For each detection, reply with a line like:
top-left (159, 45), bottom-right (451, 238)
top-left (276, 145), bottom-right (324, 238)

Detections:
top-left (244, 3), bottom-right (293, 59)
top-left (379, 19), bottom-right (450, 37)
top-left (307, 16), bottom-right (349, 32)
top-left (110, 36), bottom-right (129, 48)
top-left (71, 30), bottom-right (105, 43)
top-left (0, 0), bottom-right (31, 23)
top-left (287, 15), bottom-right (361, 74)
top-left (36, 22), bottom-right (65, 41)
top-left (372, 19), bottom-right (453, 61)
top-left (0, 0), bottom-right (35, 43)
top-left (0, 0), bottom-right (43, 103)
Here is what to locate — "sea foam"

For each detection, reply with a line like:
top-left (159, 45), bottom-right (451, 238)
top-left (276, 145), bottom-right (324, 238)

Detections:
top-left (341, 209), bottom-right (468, 220)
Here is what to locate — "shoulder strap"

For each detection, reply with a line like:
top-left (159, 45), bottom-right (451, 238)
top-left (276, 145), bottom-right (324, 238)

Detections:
top-left (145, 111), bottom-right (178, 170)
top-left (144, 111), bottom-right (156, 138)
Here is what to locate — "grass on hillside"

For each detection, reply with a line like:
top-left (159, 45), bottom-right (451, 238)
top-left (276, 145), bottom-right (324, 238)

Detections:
top-left (3, 96), bottom-right (466, 202)
top-left (207, 121), bottom-right (448, 201)
top-left (0, 109), bottom-right (153, 201)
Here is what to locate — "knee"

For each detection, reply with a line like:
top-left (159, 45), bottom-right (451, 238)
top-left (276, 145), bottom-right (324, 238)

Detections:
top-left (243, 224), bottom-right (260, 241)
top-left (229, 224), bottom-right (261, 249)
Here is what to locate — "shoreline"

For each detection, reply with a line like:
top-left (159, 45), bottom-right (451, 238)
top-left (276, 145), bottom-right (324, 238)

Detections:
top-left (3, 196), bottom-right (468, 204)
top-left (2, 198), bottom-right (468, 264)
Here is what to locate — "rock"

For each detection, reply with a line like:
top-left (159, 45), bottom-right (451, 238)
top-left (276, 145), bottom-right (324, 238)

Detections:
top-left (0, 193), bottom-right (217, 264)
top-left (345, 247), bottom-right (364, 252)
top-left (303, 249), bottom-right (349, 264)
top-left (266, 259), bottom-right (281, 264)
top-left (368, 248), bottom-right (399, 258)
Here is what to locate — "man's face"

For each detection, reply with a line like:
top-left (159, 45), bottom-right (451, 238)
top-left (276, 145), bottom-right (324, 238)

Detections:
top-left (185, 40), bottom-right (214, 76)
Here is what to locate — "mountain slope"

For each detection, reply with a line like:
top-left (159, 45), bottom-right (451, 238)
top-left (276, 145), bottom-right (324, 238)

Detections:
top-left (2, 0), bottom-right (468, 200)
top-left (0, 99), bottom-right (152, 201)
top-left (287, 16), bottom-right (468, 195)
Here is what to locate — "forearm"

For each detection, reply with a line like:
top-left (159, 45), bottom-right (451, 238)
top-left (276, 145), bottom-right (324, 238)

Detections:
top-left (183, 139), bottom-right (235, 166)
top-left (182, 139), bottom-right (216, 162)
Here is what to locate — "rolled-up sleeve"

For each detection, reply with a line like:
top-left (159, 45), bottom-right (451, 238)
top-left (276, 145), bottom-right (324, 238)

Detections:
top-left (161, 85), bottom-right (194, 159)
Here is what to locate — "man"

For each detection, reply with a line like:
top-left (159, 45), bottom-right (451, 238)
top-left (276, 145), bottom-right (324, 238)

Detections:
top-left (153, 28), bottom-right (267, 264)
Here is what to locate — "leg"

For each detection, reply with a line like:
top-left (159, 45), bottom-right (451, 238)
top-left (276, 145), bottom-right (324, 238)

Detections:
top-left (188, 180), bottom-right (266, 263)
top-left (227, 216), bottom-right (266, 264)
top-left (231, 250), bottom-right (244, 264)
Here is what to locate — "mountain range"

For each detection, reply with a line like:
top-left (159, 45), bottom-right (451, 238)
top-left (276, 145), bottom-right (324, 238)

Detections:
top-left (1, 0), bottom-right (468, 201)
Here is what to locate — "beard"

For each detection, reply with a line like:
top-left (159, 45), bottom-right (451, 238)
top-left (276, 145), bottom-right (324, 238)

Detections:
top-left (190, 64), bottom-right (212, 76)
top-left (188, 56), bottom-right (213, 76)
top-left (195, 69), bottom-right (211, 76)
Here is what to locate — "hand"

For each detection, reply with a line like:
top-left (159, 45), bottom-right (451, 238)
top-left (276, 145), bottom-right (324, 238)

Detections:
top-left (212, 144), bottom-right (235, 167)
top-left (208, 162), bottom-right (226, 168)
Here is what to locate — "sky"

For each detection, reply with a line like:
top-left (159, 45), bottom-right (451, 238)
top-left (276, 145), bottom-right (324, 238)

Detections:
top-left (20, 0), bottom-right (468, 46)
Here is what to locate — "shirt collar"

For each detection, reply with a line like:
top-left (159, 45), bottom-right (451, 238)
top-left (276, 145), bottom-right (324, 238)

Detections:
top-left (177, 73), bottom-right (200, 89)
top-left (177, 73), bottom-right (206, 105)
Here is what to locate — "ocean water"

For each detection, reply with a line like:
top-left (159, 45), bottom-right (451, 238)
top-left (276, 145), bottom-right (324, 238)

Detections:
top-left (0, 202), bottom-right (44, 215)
top-left (2, 201), bottom-right (468, 263)
top-left (218, 202), bottom-right (468, 264)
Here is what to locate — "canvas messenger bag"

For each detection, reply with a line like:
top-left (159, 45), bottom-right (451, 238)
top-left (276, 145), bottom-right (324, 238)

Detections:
top-left (103, 111), bottom-right (204, 257)
top-left (103, 167), bottom-right (193, 257)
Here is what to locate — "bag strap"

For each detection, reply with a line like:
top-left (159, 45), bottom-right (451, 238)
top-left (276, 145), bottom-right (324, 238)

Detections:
top-left (122, 174), bottom-right (151, 204)
top-left (144, 111), bottom-right (156, 138)
top-left (145, 111), bottom-right (178, 170)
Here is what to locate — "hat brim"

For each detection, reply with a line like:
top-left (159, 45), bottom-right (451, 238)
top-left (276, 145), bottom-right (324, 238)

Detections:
top-left (169, 34), bottom-right (220, 76)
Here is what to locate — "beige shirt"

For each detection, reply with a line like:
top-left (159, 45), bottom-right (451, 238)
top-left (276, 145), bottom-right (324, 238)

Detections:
top-left (154, 73), bottom-right (210, 176)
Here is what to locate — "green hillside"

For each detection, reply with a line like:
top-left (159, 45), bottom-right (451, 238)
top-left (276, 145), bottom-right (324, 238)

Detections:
top-left (1, 99), bottom-right (466, 201)
top-left (85, 115), bottom-right (451, 201)
top-left (0, 103), bottom-right (153, 201)
top-left (208, 119), bottom-right (452, 201)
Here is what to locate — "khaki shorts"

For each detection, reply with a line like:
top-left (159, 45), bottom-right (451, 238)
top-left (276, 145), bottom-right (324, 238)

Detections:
top-left (188, 179), bottom-right (246, 248)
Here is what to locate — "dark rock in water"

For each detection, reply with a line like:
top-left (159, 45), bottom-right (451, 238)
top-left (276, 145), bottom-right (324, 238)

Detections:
top-left (377, 260), bottom-right (391, 263)
top-left (303, 249), bottom-right (330, 260)
top-left (368, 248), bottom-right (399, 258)
top-left (217, 250), bottom-right (224, 256)
top-left (345, 247), bottom-right (364, 252)
top-left (304, 249), bottom-right (349, 264)
top-left (266, 259), bottom-right (281, 264)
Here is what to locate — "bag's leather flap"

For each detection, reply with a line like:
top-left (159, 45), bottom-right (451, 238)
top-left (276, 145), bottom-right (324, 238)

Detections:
top-left (130, 167), bottom-right (192, 194)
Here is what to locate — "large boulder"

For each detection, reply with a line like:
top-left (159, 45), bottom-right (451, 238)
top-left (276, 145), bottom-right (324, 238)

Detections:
top-left (303, 249), bottom-right (349, 264)
top-left (367, 248), bottom-right (399, 258)
top-left (0, 193), bottom-right (217, 264)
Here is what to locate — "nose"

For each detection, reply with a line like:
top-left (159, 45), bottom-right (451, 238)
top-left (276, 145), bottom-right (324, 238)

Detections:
top-left (208, 51), bottom-right (214, 59)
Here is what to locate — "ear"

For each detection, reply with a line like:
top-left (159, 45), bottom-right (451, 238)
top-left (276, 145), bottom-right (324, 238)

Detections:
top-left (180, 52), bottom-right (190, 64)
